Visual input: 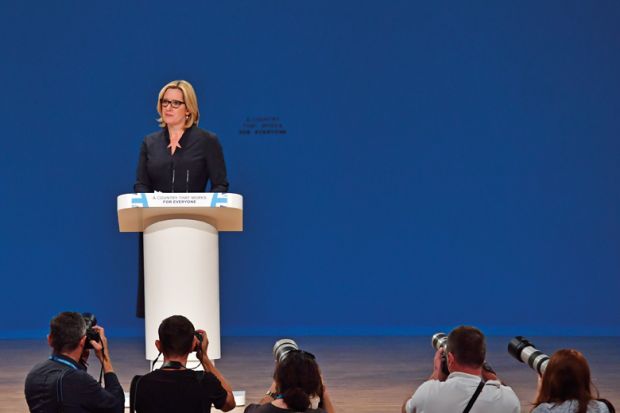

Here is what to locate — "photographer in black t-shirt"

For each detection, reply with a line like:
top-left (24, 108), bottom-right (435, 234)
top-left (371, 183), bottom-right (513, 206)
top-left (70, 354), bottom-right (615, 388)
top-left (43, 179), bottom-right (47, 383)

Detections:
top-left (131, 315), bottom-right (235, 413)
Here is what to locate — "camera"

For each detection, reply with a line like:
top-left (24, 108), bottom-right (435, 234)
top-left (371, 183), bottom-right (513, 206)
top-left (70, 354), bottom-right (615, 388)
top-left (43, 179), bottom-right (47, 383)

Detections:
top-left (273, 338), bottom-right (299, 363)
top-left (82, 312), bottom-right (101, 350)
top-left (508, 336), bottom-right (549, 375)
top-left (194, 331), bottom-right (203, 351)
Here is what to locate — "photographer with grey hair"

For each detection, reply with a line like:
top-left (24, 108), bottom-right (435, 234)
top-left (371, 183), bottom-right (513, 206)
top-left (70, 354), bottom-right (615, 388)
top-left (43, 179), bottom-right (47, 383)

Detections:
top-left (24, 311), bottom-right (124, 412)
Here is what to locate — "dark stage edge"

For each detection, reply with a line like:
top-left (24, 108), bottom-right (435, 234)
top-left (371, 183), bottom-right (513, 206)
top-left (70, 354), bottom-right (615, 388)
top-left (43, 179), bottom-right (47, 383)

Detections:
top-left (1, 336), bottom-right (619, 413)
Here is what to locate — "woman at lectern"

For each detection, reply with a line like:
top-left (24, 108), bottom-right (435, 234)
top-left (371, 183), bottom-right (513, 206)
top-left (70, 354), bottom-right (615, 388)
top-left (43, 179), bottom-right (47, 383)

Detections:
top-left (134, 79), bottom-right (229, 193)
top-left (133, 80), bottom-right (229, 317)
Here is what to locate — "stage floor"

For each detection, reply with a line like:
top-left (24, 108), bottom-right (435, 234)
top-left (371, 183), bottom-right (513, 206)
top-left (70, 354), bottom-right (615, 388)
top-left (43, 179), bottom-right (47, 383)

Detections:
top-left (2, 336), bottom-right (618, 412)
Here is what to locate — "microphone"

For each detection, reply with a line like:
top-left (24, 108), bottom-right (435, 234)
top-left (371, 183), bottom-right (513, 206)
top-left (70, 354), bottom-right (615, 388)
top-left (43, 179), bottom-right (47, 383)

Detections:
top-left (171, 168), bottom-right (176, 193)
top-left (186, 170), bottom-right (190, 193)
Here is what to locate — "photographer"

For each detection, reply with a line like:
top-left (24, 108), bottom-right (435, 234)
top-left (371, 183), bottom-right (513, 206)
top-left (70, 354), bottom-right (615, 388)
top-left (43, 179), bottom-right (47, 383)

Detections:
top-left (130, 315), bottom-right (235, 413)
top-left (402, 326), bottom-right (520, 413)
top-left (24, 311), bottom-right (124, 413)
top-left (245, 349), bottom-right (335, 413)
top-left (532, 349), bottom-right (614, 413)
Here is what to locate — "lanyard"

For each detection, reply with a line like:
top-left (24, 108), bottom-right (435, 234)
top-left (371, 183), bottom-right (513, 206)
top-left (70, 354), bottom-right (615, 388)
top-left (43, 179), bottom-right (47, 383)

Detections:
top-left (49, 356), bottom-right (78, 370)
top-left (161, 361), bottom-right (185, 370)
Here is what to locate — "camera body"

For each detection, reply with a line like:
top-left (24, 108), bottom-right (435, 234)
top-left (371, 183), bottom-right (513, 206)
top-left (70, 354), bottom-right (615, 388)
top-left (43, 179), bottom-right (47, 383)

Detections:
top-left (82, 312), bottom-right (101, 350)
top-left (194, 331), bottom-right (203, 352)
top-left (508, 336), bottom-right (549, 375)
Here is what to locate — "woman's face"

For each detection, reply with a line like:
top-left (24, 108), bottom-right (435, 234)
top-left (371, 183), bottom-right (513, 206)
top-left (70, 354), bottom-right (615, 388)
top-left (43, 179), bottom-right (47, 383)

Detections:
top-left (161, 88), bottom-right (189, 129)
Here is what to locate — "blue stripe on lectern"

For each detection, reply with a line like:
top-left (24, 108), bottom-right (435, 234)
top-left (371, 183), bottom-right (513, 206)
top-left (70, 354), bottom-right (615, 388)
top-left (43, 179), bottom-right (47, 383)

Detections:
top-left (132, 193), bottom-right (148, 208)
top-left (210, 193), bottom-right (228, 207)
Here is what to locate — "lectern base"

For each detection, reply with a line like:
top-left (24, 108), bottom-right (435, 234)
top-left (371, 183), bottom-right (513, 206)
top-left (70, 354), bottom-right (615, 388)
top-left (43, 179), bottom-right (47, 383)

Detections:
top-left (143, 219), bottom-right (221, 361)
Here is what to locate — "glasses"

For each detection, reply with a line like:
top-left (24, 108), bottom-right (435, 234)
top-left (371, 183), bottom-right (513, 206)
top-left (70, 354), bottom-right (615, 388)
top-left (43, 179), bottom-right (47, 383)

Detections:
top-left (160, 99), bottom-right (185, 109)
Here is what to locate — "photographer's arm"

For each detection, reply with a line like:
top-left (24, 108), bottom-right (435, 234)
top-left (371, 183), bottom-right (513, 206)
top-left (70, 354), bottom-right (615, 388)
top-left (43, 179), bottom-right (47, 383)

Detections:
top-left (85, 327), bottom-right (124, 413)
top-left (91, 326), bottom-right (114, 374)
top-left (321, 384), bottom-right (336, 413)
top-left (402, 398), bottom-right (415, 413)
top-left (402, 350), bottom-right (444, 413)
top-left (196, 330), bottom-right (236, 412)
top-left (258, 381), bottom-right (278, 405)
top-left (429, 348), bottom-right (447, 381)
top-left (481, 366), bottom-right (499, 382)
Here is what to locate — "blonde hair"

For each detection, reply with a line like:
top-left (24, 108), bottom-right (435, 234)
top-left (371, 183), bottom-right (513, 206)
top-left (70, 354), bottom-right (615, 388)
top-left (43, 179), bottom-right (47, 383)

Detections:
top-left (156, 80), bottom-right (200, 128)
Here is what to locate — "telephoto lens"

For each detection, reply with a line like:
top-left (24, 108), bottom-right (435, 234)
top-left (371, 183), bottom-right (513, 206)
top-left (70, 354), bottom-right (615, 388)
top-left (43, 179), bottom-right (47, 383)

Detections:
top-left (273, 338), bottom-right (299, 363)
top-left (431, 333), bottom-right (448, 351)
top-left (507, 336), bottom-right (549, 375)
top-left (82, 312), bottom-right (101, 350)
top-left (431, 333), bottom-right (450, 377)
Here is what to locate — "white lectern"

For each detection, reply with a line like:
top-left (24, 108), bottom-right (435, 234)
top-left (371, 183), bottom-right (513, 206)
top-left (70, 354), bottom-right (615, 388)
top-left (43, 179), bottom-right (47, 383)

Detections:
top-left (117, 193), bottom-right (243, 366)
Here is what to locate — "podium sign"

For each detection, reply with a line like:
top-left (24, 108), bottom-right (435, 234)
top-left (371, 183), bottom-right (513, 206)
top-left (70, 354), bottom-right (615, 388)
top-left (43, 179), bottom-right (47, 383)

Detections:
top-left (117, 192), bottom-right (243, 232)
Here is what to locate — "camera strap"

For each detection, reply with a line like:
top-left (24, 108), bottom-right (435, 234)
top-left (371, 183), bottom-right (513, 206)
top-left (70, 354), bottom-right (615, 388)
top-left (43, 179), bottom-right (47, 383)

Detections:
top-left (597, 398), bottom-right (616, 413)
top-left (161, 361), bottom-right (185, 369)
top-left (462, 380), bottom-right (485, 413)
top-left (151, 352), bottom-right (162, 371)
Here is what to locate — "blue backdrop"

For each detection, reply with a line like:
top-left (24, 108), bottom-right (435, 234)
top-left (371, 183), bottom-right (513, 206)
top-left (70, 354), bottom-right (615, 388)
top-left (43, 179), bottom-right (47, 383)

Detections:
top-left (1, 1), bottom-right (619, 338)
